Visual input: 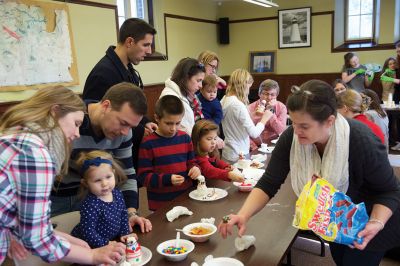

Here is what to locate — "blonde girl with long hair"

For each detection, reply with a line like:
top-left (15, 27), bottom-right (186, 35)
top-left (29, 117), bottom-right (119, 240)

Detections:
top-left (71, 150), bottom-right (137, 248)
top-left (0, 87), bottom-right (125, 265)
top-left (220, 69), bottom-right (272, 163)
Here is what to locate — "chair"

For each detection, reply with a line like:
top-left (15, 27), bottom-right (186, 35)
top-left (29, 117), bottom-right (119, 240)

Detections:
top-left (13, 212), bottom-right (80, 266)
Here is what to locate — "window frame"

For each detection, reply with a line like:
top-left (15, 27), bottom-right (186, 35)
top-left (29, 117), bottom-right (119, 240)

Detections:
top-left (344, 0), bottom-right (376, 43)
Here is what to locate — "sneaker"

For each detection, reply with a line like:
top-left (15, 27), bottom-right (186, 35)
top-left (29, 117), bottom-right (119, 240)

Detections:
top-left (390, 142), bottom-right (400, 151)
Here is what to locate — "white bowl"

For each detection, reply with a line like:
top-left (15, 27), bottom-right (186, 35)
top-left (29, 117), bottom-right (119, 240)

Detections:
top-left (233, 179), bottom-right (257, 192)
top-left (182, 222), bottom-right (217, 242)
top-left (203, 257), bottom-right (244, 266)
top-left (156, 239), bottom-right (194, 262)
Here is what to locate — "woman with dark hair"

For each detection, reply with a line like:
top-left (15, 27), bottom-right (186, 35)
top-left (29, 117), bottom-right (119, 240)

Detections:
top-left (332, 79), bottom-right (348, 95)
top-left (341, 52), bottom-right (372, 92)
top-left (363, 89), bottom-right (389, 148)
top-left (219, 80), bottom-right (400, 266)
top-left (160, 57), bottom-right (206, 134)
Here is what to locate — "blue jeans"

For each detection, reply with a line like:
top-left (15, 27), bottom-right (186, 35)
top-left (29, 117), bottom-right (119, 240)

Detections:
top-left (50, 195), bottom-right (82, 217)
top-left (329, 242), bottom-right (385, 266)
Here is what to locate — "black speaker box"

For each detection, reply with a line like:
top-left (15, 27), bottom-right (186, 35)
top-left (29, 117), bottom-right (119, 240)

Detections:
top-left (218, 17), bottom-right (229, 44)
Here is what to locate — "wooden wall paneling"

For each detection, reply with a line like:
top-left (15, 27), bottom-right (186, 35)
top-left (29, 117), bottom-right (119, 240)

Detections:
top-left (142, 83), bottom-right (165, 121)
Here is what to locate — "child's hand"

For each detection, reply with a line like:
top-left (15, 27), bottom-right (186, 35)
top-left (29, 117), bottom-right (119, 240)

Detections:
top-left (171, 174), bottom-right (185, 186)
top-left (228, 171), bottom-right (245, 182)
top-left (120, 233), bottom-right (138, 243)
top-left (224, 165), bottom-right (234, 171)
top-left (354, 68), bottom-right (366, 75)
top-left (381, 75), bottom-right (396, 83)
top-left (188, 166), bottom-right (201, 179)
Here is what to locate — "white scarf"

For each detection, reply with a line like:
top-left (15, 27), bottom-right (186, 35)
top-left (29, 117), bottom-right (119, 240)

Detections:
top-left (290, 113), bottom-right (350, 196)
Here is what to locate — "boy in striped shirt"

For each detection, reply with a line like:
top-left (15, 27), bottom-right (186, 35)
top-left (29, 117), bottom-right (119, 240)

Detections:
top-left (138, 95), bottom-right (201, 210)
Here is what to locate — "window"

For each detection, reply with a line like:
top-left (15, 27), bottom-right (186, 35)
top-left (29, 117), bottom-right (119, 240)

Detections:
top-left (345, 0), bottom-right (375, 42)
top-left (117, 0), bottom-right (147, 27)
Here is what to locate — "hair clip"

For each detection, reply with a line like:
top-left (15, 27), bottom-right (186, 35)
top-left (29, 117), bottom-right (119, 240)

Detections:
top-left (80, 157), bottom-right (112, 175)
top-left (290, 85), bottom-right (301, 93)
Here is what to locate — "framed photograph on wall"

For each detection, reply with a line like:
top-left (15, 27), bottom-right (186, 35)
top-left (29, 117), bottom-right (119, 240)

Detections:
top-left (278, 7), bottom-right (311, 49)
top-left (249, 50), bottom-right (276, 74)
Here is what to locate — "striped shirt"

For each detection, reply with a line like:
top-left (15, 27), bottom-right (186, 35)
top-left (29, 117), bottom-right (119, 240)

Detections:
top-left (138, 131), bottom-right (196, 210)
top-left (0, 132), bottom-right (70, 264)
top-left (51, 110), bottom-right (138, 208)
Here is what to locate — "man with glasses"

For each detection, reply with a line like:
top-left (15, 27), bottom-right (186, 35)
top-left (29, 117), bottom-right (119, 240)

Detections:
top-left (248, 79), bottom-right (288, 150)
top-left (51, 83), bottom-right (152, 233)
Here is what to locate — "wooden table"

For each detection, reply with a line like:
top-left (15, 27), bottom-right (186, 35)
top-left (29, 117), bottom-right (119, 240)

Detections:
top-left (135, 153), bottom-right (298, 266)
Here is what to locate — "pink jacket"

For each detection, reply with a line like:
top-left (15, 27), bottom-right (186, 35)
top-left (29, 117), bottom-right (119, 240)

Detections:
top-left (248, 99), bottom-right (287, 150)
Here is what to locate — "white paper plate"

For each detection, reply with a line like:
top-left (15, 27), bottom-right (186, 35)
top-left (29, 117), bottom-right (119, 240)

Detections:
top-left (189, 188), bottom-right (228, 201)
top-left (242, 168), bottom-right (265, 181)
top-left (258, 146), bottom-right (275, 153)
top-left (271, 138), bottom-right (279, 144)
top-left (119, 246), bottom-right (152, 266)
top-left (203, 257), bottom-right (244, 266)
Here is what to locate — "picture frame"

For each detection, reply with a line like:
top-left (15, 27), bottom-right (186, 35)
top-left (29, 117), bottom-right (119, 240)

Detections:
top-left (249, 50), bottom-right (276, 74)
top-left (278, 7), bottom-right (311, 49)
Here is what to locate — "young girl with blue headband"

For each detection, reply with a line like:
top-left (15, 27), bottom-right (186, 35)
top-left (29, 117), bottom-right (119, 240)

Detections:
top-left (71, 150), bottom-right (137, 248)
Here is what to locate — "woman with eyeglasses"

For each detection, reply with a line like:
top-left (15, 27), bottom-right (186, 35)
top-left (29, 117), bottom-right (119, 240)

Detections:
top-left (248, 79), bottom-right (287, 150)
top-left (160, 58), bottom-right (206, 135)
top-left (220, 69), bottom-right (273, 164)
top-left (219, 80), bottom-right (400, 266)
top-left (198, 50), bottom-right (227, 100)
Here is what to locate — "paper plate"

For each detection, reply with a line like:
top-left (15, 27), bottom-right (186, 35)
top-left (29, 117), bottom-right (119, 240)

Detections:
top-left (271, 138), bottom-right (278, 144)
top-left (258, 146), bottom-right (275, 153)
top-left (203, 257), bottom-right (244, 266)
top-left (189, 188), bottom-right (228, 201)
top-left (242, 168), bottom-right (265, 181)
top-left (119, 246), bottom-right (152, 266)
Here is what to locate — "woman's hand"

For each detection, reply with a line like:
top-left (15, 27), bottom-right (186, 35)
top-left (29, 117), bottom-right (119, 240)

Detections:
top-left (7, 237), bottom-right (28, 260)
top-left (352, 221), bottom-right (383, 250)
top-left (92, 242), bottom-right (125, 265)
top-left (218, 214), bottom-right (248, 239)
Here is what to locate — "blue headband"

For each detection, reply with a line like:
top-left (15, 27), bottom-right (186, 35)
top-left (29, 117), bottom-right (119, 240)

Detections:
top-left (80, 157), bottom-right (112, 175)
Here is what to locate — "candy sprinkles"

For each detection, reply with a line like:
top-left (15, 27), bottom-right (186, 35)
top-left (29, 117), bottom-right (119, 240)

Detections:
top-left (162, 246), bottom-right (187, 254)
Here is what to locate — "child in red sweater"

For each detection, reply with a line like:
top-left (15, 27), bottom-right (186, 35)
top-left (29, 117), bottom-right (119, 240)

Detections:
top-left (192, 120), bottom-right (244, 182)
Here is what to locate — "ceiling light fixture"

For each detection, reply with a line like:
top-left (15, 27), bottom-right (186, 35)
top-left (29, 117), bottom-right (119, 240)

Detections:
top-left (243, 0), bottom-right (279, 8)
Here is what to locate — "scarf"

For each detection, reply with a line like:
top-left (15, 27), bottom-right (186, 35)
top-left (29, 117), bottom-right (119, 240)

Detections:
top-left (26, 121), bottom-right (66, 174)
top-left (190, 94), bottom-right (204, 122)
top-left (290, 113), bottom-right (350, 196)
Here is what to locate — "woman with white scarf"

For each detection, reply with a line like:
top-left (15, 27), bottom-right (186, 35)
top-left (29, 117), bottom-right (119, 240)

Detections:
top-left (0, 87), bottom-right (125, 265)
top-left (218, 80), bottom-right (400, 266)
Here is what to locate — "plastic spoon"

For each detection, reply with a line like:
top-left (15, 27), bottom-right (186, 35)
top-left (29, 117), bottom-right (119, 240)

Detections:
top-left (176, 231), bottom-right (181, 247)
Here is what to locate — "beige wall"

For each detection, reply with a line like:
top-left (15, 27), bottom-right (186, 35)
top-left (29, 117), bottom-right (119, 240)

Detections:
top-left (135, 0), bottom-right (219, 85)
top-left (217, 0), bottom-right (396, 76)
top-left (1, 0), bottom-right (398, 101)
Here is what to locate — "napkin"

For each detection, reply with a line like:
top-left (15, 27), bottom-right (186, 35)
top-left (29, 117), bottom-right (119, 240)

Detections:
top-left (166, 206), bottom-right (193, 222)
top-left (200, 217), bottom-right (215, 225)
top-left (235, 235), bottom-right (256, 252)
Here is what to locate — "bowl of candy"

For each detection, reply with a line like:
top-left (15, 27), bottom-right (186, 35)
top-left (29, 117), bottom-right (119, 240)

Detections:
top-left (156, 239), bottom-right (194, 262)
top-left (182, 222), bottom-right (217, 242)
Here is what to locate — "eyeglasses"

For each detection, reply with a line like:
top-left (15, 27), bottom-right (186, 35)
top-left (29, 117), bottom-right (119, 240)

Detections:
top-left (207, 63), bottom-right (218, 71)
top-left (261, 91), bottom-right (277, 97)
